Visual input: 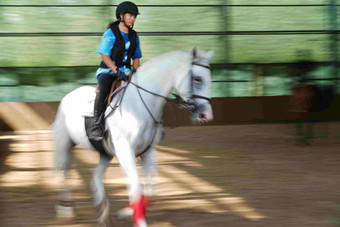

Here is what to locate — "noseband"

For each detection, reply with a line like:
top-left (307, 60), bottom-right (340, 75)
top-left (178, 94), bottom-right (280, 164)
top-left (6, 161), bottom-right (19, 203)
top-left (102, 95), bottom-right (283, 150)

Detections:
top-left (186, 62), bottom-right (212, 112)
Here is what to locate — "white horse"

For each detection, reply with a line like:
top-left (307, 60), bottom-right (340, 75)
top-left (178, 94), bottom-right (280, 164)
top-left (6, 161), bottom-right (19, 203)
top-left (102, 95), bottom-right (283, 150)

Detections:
top-left (53, 47), bottom-right (214, 227)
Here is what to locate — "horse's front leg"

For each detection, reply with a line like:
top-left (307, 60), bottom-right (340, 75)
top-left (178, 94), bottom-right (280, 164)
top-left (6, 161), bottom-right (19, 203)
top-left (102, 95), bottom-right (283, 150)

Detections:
top-left (117, 148), bottom-right (158, 220)
top-left (140, 148), bottom-right (159, 199)
top-left (92, 153), bottom-right (113, 226)
top-left (115, 138), bottom-right (146, 227)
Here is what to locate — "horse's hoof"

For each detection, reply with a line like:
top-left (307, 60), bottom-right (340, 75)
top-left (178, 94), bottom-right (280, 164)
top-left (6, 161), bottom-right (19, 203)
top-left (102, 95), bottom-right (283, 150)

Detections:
top-left (117, 206), bottom-right (134, 219)
top-left (117, 197), bottom-right (152, 219)
top-left (97, 220), bottom-right (112, 227)
top-left (54, 203), bottom-right (75, 225)
top-left (56, 204), bottom-right (75, 219)
top-left (134, 218), bottom-right (147, 227)
top-left (52, 217), bottom-right (75, 225)
top-left (97, 197), bottom-right (112, 227)
top-left (98, 215), bottom-right (112, 227)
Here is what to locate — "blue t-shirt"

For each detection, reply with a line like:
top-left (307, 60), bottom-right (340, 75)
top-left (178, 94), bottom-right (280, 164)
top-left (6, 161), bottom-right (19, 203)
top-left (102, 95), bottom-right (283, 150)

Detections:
top-left (96, 28), bottom-right (142, 76)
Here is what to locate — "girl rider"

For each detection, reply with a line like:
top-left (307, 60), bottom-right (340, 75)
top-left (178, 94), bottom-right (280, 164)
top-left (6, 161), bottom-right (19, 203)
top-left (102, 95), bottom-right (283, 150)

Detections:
top-left (90, 1), bottom-right (142, 140)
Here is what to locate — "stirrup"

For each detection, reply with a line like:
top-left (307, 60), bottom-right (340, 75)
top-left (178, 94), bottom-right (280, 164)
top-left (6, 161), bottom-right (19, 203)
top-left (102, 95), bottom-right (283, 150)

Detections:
top-left (90, 125), bottom-right (103, 141)
top-left (90, 134), bottom-right (103, 141)
top-left (90, 133), bottom-right (103, 141)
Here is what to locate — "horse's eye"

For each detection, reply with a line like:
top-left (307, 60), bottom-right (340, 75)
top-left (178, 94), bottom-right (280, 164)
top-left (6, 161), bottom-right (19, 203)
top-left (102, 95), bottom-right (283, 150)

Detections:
top-left (193, 77), bottom-right (202, 84)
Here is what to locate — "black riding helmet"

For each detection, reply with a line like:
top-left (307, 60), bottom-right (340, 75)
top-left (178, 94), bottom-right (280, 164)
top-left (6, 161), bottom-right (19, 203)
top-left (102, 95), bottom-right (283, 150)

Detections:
top-left (116, 1), bottom-right (139, 20)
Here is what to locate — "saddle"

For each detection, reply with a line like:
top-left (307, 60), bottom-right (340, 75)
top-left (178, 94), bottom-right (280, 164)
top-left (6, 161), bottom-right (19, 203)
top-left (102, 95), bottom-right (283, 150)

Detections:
top-left (84, 80), bottom-right (128, 158)
top-left (85, 117), bottom-right (112, 157)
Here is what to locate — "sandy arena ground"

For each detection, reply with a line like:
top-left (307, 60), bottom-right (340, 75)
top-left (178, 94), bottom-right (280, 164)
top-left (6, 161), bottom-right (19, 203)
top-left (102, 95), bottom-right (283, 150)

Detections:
top-left (1, 122), bottom-right (340, 226)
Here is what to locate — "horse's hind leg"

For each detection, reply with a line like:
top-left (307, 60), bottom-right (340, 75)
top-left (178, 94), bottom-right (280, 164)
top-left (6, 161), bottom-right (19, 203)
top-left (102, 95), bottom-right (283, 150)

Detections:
top-left (53, 110), bottom-right (75, 223)
top-left (92, 153), bottom-right (113, 226)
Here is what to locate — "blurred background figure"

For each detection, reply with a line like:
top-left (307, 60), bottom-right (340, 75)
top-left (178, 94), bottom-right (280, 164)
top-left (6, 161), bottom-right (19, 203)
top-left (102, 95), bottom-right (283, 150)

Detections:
top-left (288, 50), bottom-right (335, 145)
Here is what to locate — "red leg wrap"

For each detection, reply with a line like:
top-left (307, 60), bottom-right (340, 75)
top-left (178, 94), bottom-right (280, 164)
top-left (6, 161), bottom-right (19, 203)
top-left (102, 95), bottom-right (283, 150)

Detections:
top-left (132, 195), bottom-right (146, 226)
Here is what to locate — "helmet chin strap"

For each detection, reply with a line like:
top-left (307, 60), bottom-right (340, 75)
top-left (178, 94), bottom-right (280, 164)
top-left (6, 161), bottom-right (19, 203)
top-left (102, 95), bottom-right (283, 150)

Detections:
top-left (125, 22), bottom-right (134, 29)
top-left (119, 14), bottom-right (134, 29)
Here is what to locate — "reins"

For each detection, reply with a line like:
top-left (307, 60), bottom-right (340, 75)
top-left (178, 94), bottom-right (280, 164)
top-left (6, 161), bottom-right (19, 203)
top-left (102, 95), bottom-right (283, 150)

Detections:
top-left (129, 81), bottom-right (193, 112)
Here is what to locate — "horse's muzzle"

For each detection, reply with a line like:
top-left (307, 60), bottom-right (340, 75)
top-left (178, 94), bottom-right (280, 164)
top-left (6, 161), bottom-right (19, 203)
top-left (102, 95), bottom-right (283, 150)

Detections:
top-left (192, 103), bottom-right (213, 124)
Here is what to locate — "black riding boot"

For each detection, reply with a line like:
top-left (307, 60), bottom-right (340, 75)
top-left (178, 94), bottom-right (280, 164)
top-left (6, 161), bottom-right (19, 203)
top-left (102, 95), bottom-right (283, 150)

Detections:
top-left (90, 90), bottom-right (106, 140)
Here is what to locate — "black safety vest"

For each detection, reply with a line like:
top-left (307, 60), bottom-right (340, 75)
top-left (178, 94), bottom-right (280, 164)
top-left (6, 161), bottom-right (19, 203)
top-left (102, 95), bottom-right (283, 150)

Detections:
top-left (99, 21), bottom-right (137, 69)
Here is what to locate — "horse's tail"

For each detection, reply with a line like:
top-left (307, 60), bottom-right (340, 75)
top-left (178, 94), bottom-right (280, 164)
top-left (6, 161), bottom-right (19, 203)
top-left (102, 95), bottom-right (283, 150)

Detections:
top-left (53, 100), bottom-right (73, 147)
top-left (53, 101), bottom-right (66, 132)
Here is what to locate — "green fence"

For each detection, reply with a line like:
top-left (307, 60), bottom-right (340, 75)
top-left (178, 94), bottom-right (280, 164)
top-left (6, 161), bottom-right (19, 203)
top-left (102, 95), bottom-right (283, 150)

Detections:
top-left (0, 1), bottom-right (339, 101)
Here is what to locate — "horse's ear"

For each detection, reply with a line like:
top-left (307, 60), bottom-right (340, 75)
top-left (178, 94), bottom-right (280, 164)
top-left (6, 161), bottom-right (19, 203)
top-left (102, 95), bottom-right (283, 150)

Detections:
top-left (205, 50), bottom-right (214, 62)
top-left (191, 46), bottom-right (198, 60)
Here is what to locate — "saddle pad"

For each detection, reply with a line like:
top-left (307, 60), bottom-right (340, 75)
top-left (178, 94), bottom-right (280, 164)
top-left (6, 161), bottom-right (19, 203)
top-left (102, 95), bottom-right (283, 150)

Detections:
top-left (81, 100), bottom-right (95, 117)
top-left (84, 116), bottom-right (109, 156)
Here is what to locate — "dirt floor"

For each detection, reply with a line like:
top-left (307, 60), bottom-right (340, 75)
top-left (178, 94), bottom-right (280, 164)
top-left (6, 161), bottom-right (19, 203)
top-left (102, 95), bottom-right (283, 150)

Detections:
top-left (0, 122), bottom-right (340, 226)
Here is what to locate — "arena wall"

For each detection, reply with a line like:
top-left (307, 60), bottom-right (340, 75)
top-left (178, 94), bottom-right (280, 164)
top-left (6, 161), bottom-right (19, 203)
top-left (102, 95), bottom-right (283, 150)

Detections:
top-left (1, 95), bottom-right (340, 132)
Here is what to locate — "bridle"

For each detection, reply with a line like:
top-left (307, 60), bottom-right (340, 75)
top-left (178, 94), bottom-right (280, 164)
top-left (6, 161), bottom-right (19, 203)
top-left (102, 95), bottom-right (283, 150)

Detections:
top-left (128, 61), bottom-right (212, 123)
top-left (186, 61), bottom-right (212, 112)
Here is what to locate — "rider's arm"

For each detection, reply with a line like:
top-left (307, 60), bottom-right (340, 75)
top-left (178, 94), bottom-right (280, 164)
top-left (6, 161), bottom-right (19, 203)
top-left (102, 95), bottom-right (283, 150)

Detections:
top-left (132, 58), bottom-right (140, 71)
top-left (101, 54), bottom-right (118, 73)
top-left (132, 34), bottom-right (142, 73)
top-left (97, 29), bottom-right (118, 73)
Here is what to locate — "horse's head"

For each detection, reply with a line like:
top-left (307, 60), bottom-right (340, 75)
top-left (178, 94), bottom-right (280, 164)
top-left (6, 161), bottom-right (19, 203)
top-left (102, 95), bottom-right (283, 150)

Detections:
top-left (175, 47), bottom-right (214, 124)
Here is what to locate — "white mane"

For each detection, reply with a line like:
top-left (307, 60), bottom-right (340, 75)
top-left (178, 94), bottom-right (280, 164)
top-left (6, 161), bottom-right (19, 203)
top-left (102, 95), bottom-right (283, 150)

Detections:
top-left (132, 50), bottom-right (212, 98)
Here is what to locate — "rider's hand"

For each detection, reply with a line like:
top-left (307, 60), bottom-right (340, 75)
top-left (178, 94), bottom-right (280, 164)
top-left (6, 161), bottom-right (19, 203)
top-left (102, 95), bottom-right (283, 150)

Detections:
top-left (115, 70), bottom-right (128, 81)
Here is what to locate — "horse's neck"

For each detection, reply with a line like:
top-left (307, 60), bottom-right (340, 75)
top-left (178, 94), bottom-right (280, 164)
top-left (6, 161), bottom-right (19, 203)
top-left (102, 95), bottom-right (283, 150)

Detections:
top-left (140, 52), bottom-right (189, 91)
top-left (129, 52), bottom-right (189, 119)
